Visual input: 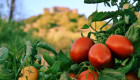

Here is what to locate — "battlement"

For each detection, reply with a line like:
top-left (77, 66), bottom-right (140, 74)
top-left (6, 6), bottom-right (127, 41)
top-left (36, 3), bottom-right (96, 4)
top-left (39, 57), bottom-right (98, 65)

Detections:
top-left (43, 7), bottom-right (78, 14)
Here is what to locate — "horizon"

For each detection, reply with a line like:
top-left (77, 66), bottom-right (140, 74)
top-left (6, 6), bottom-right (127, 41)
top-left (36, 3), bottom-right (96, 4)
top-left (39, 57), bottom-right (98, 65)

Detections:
top-left (1, 0), bottom-right (119, 20)
top-left (22, 0), bottom-right (118, 20)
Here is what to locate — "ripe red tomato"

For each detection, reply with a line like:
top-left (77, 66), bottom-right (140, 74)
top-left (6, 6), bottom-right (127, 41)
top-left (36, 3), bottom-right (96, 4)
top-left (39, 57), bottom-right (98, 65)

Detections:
top-left (70, 37), bottom-right (94, 63)
top-left (126, 72), bottom-right (139, 80)
top-left (88, 43), bottom-right (112, 69)
top-left (106, 35), bottom-right (134, 59)
top-left (78, 70), bottom-right (98, 80)
top-left (68, 73), bottom-right (76, 78)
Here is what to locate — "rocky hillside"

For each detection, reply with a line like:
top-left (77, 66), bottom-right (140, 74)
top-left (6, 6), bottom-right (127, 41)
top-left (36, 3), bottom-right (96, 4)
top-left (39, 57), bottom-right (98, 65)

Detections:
top-left (23, 7), bottom-right (111, 51)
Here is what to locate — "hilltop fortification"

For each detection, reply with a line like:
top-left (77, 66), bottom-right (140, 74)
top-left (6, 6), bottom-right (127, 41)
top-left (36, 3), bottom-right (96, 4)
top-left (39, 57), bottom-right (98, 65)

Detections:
top-left (43, 7), bottom-right (78, 14)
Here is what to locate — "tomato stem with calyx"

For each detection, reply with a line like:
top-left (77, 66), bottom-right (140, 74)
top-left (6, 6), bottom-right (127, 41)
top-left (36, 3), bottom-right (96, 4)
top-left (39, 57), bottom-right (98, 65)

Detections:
top-left (85, 71), bottom-right (90, 80)
top-left (76, 62), bottom-right (89, 78)
top-left (90, 65), bottom-right (99, 73)
top-left (89, 70), bottom-right (98, 80)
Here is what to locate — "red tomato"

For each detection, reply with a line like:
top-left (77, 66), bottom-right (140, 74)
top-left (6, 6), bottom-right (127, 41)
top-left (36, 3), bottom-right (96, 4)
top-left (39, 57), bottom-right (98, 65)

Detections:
top-left (106, 35), bottom-right (134, 59)
top-left (70, 37), bottom-right (94, 63)
top-left (78, 70), bottom-right (98, 80)
top-left (126, 72), bottom-right (140, 80)
top-left (68, 73), bottom-right (76, 78)
top-left (88, 43), bottom-right (112, 69)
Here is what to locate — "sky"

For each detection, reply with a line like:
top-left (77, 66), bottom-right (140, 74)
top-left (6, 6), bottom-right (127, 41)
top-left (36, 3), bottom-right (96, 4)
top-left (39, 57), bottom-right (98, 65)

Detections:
top-left (22, 0), bottom-right (118, 19)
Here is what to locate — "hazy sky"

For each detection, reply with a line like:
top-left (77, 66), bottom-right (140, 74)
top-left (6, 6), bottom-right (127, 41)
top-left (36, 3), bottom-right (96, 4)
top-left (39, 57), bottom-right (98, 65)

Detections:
top-left (22, 0), bottom-right (118, 19)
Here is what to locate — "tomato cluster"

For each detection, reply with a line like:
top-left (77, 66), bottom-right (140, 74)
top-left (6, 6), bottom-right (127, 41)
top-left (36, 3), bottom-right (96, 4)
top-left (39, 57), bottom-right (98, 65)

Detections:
top-left (70, 35), bottom-right (134, 80)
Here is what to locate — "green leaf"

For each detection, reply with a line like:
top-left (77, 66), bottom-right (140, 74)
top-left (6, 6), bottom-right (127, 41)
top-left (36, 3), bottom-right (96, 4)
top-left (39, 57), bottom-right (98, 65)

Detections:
top-left (58, 50), bottom-right (73, 71)
top-left (81, 24), bottom-right (89, 29)
top-left (99, 69), bottom-right (126, 80)
top-left (0, 65), bottom-right (15, 80)
top-left (106, 20), bottom-right (125, 34)
top-left (38, 72), bottom-right (46, 80)
top-left (131, 43), bottom-right (140, 72)
top-left (31, 45), bottom-right (38, 60)
top-left (138, 68), bottom-right (140, 78)
top-left (125, 20), bottom-right (140, 43)
top-left (51, 61), bottom-right (61, 74)
top-left (84, 0), bottom-right (110, 4)
top-left (133, 40), bottom-right (140, 55)
top-left (37, 42), bottom-right (58, 55)
top-left (22, 41), bottom-right (33, 65)
top-left (121, 58), bottom-right (129, 66)
top-left (88, 11), bottom-right (120, 24)
top-left (59, 72), bottom-right (69, 80)
top-left (40, 66), bottom-right (48, 72)
top-left (70, 64), bottom-right (78, 71)
top-left (99, 56), bottom-right (134, 80)
top-left (58, 50), bottom-right (70, 62)
top-left (131, 31), bottom-right (140, 72)
top-left (43, 53), bottom-right (55, 66)
top-left (25, 41), bottom-right (33, 56)
top-left (0, 47), bottom-right (9, 64)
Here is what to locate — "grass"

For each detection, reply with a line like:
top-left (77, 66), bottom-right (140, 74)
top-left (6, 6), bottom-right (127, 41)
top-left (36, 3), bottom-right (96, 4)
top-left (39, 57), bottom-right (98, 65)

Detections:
top-left (0, 18), bottom-right (42, 49)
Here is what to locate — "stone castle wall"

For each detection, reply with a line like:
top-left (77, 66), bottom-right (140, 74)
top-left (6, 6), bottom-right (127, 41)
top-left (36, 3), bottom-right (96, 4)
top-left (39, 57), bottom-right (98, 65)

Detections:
top-left (43, 7), bottom-right (78, 14)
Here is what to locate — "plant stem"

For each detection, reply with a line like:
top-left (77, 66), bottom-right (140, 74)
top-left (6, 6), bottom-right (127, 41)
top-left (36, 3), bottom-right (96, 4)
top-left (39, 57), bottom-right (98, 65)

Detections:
top-left (100, 18), bottom-right (113, 31)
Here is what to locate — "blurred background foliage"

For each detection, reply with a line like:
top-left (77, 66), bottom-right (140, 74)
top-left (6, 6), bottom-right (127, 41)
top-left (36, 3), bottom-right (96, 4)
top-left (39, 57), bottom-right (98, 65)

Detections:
top-left (0, 7), bottom-right (111, 51)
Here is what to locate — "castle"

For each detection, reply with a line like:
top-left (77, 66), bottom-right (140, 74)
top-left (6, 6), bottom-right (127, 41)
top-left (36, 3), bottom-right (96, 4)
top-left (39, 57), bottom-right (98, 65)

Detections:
top-left (43, 7), bottom-right (78, 14)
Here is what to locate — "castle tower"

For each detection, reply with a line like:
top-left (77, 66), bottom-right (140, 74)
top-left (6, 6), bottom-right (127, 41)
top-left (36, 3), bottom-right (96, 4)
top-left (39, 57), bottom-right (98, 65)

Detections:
top-left (43, 8), bottom-right (49, 14)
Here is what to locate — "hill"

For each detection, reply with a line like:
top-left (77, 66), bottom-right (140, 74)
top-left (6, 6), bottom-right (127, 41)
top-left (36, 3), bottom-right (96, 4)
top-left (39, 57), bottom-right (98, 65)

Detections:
top-left (22, 7), bottom-right (111, 51)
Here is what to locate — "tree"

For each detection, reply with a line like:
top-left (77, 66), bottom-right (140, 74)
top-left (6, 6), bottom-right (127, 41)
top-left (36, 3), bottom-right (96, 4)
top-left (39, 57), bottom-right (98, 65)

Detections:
top-left (9, 0), bottom-right (15, 21)
top-left (0, 0), bottom-right (22, 21)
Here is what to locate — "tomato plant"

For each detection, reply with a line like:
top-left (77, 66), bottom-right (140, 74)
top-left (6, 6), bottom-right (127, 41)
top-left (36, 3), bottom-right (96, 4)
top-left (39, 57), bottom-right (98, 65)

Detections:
top-left (106, 35), bottom-right (134, 59)
top-left (70, 37), bottom-right (94, 63)
top-left (78, 70), bottom-right (98, 80)
top-left (0, 0), bottom-right (140, 80)
top-left (88, 43), bottom-right (112, 69)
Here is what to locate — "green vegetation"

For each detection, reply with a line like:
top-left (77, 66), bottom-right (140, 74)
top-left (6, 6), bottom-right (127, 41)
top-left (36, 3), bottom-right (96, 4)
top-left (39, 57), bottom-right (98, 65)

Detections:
top-left (23, 15), bottom-right (42, 24)
top-left (0, 8), bottom-right (111, 51)
top-left (0, 18), bottom-right (43, 49)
